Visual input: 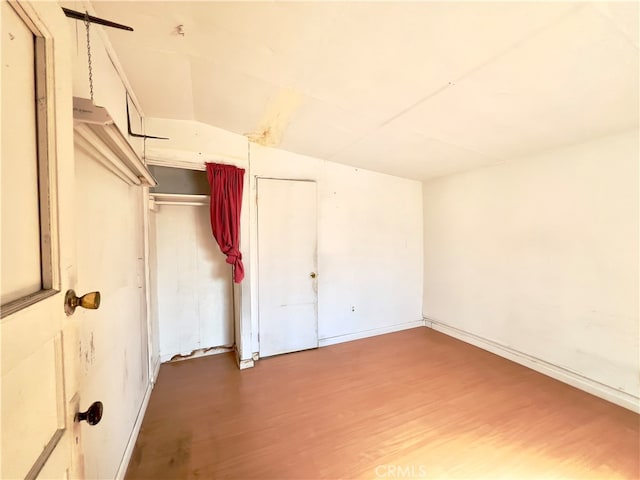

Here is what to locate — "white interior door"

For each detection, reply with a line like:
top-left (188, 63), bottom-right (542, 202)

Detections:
top-left (153, 203), bottom-right (234, 361)
top-left (257, 179), bottom-right (318, 358)
top-left (1, 2), bottom-right (77, 478)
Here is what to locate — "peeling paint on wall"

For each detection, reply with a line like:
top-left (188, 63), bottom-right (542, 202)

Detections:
top-left (78, 332), bottom-right (96, 374)
top-left (169, 345), bottom-right (233, 363)
top-left (246, 88), bottom-right (303, 147)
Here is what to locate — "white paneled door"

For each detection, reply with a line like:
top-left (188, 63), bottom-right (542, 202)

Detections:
top-left (257, 179), bottom-right (318, 357)
top-left (1, 3), bottom-right (76, 478)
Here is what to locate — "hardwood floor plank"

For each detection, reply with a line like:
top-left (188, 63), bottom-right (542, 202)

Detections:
top-left (126, 328), bottom-right (639, 479)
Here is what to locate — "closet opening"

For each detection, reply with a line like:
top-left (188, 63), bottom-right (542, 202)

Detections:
top-left (148, 165), bottom-right (235, 363)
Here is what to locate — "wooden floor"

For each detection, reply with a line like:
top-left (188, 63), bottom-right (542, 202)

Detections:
top-left (126, 328), bottom-right (639, 479)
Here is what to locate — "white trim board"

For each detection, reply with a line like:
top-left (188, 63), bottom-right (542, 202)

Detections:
top-left (318, 320), bottom-right (426, 347)
top-left (425, 317), bottom-right (640, 414)
top-left (145, 147), bottom-right (246, 170)
top-left (234, 346), bottom-right (255, 370)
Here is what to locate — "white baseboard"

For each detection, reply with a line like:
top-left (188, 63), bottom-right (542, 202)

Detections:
top-left (426, 317), bottom-right (640, 413)
top-left (150, 358), bottom-right (161, 385)
top-left (238, 358), bottom-right (254, 369)
top-left (115, 376), bottom-right (155, 480)
top-left (319, 320), bottom-right (426, 347)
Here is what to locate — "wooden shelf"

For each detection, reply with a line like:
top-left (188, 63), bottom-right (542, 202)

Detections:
top-left (73, 97), bottom-right (156, 187)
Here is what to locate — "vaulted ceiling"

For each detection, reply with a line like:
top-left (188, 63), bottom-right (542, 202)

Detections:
top-left (87, 1), bottom-right (637, 180)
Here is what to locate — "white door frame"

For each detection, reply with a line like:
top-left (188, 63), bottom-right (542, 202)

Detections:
top-left (144, 157), bottom-right (254, 369)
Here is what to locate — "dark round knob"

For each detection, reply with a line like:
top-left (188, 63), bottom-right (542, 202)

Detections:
top-left (76, 401), bottom-right (103, 425)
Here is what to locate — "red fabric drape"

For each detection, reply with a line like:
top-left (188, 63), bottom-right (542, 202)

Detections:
top-left (205, 162), bottom-right (245, 283)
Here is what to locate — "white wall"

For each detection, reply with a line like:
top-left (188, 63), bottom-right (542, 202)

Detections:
top-left (250, 144), bottom-right (424, 350)
top-left (144, 119), bottom-right (424, 359)
top-left (154, 204), bottom-right (234, 361)
top-left (423, 130), bottom-right (639, 409)
top-left (73, 148), bottom-right (148, 480)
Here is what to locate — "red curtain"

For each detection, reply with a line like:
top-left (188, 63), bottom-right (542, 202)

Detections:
top-left (205, 162), bottom-right (245, 283)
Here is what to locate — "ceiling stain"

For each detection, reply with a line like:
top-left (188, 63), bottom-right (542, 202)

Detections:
top-left (246, 88), bottom-right (304, 147)
top-left (94, 2), bottom-right (638, 180)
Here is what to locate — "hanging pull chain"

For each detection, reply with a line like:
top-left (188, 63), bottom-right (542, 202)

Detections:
top-left (84, 11), bottom-right (94, 102)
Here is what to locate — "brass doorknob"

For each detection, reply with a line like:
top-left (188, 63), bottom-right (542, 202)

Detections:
top-left (75, 401), bottom-right (103, 425)
top-left (64, 289), bottom-right (101, 316)
top-left (310, 272), bottom-right (317, 278)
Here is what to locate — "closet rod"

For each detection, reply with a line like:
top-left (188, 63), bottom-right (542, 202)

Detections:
top-left (153, 201), bottom-right (209, 207)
